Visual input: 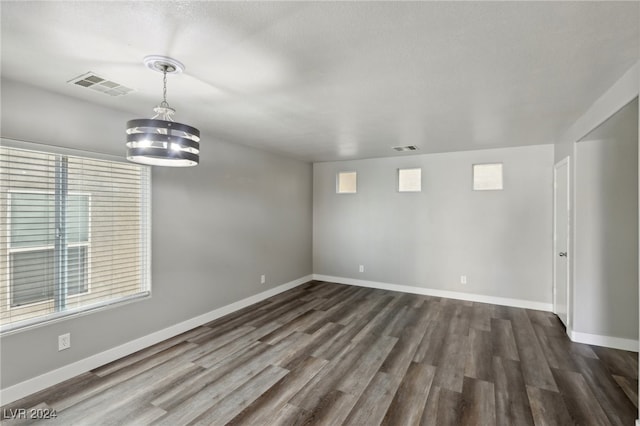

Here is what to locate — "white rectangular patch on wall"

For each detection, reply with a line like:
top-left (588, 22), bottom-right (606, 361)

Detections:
top-left (473, 163), bottom-right (503, 190)
top-left (337, 171), bottom-right (357, 194)
top-left (398, 168), bottom-right (422, 192)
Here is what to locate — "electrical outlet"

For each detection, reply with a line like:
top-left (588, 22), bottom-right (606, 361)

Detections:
top-left (359, 265), bottom-right (364, 273)
top-left (58, 333), bottom-right (71, 351)
top-left (260, 274), bottom-right (266, 284)
top-left (460, 275), bottom-right (467, 285)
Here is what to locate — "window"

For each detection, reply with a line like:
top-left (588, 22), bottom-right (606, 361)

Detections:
top-left (337, 171), bottom-right (357, 194)
top-left (1, 143), bottom-right (151, 333)
top-left (9, 192), bottom-right (90, 306)
top-left (473, 163), bottom-right (503, 191)
top-left (398, 168), bottom-right (422, 192)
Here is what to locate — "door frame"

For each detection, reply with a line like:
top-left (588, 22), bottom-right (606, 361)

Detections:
top-left (553, 156), bottom-right (571, 328)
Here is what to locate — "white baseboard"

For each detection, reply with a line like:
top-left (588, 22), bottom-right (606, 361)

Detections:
top-left (0, 275), bottom-right (312, 406)
top-left (568, 328), bottom-right (639, 352)
top-left (312, 274), bottom-right (553, 312)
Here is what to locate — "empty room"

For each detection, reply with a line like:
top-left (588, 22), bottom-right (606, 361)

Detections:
top-left (0, 1), bottom-right (638, 425)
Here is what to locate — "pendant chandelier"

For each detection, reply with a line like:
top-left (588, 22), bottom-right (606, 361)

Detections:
top-left (126, 55), bottom-right (200, 167)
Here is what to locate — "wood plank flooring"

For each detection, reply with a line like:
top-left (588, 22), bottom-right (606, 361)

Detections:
top-left (2, 280), bottom-right (638, 425)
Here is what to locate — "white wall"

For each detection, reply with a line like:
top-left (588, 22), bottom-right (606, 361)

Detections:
top-left (574, 99), bottom-right (638, 342)
top-left (554, 62), bottom-right (639, 351)
top-left (0, 79), bottom-right (313, 392)
top-left (313, 144), bottom-right (554, 306)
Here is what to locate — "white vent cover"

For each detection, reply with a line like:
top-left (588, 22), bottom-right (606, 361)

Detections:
top-left (67, 72), bottom-right (133, 97)
top-left (392, 145), bottom-right (419, 152)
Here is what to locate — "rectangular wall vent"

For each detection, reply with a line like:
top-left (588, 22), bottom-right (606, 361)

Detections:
top-left (67, 72), bottom-right (133, 97)
top-left (392, 145), bottom-right (419, 152)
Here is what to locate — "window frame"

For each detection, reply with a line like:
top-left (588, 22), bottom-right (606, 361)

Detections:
top-left (398, 167), bottom-right (422, 193)
top-left (472, 162), bottom-right (504, 191)
top-left (0, 138), bottom-right (151, 335)
top-left (336, 171), bottom-right (358, 194)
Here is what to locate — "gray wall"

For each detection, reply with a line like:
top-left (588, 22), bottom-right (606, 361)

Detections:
top-left (574, 99), bottom-right (638, 340)
top-left (313, 144), bottom-right (554, 303)
top-left (0, 79), bottom-right (313, 388)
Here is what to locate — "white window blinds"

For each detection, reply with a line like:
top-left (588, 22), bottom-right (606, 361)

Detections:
top-left (1, 143), bottom-right (151, 333)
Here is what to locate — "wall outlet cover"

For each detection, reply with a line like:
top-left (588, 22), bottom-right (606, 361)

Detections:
top-left (58, 333), bottom-right (71, 351)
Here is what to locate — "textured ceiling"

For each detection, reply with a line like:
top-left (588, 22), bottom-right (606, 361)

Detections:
top-left (1, 1), bottom-right (638, 162)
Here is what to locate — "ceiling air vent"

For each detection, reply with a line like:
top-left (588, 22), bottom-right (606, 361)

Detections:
top-left (67, 72), bottom-right (133, 97)
top-left (392, 145), bottom-right (419, 152)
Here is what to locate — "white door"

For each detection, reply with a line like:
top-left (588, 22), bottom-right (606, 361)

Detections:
top-left (553, 158), bottom-right (570, 327)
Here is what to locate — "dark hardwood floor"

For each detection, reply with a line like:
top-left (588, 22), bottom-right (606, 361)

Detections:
top-left (2, 280), bottom-right (638, 425)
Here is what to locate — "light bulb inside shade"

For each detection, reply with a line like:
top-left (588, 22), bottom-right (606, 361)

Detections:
top-left (126, 154), bottom-right (198, 167)
top-left (170, 143), bottom-right (181, 151)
